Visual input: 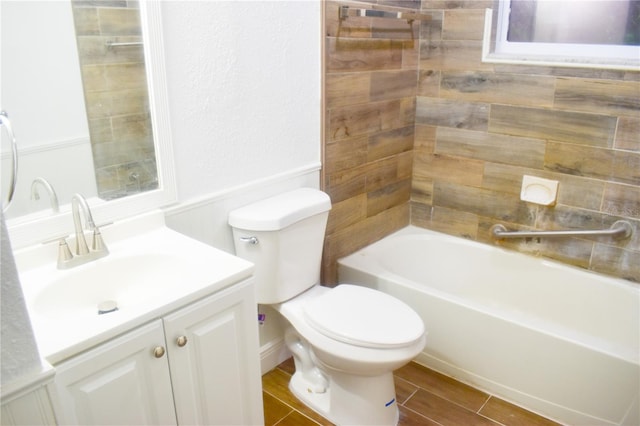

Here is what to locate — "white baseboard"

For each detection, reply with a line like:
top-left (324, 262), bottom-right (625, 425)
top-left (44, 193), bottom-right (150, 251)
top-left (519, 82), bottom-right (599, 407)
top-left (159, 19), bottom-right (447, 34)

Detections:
top-left (260, 338), bottom-right (291, 375)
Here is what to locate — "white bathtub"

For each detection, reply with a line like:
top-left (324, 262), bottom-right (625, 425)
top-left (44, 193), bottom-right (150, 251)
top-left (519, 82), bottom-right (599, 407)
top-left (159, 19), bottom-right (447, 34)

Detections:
top-left (338, 226), bottom-right (640, 426)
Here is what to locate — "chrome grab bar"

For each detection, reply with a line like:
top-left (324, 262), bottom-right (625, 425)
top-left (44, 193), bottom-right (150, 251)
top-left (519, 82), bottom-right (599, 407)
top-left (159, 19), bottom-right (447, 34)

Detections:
top-left (105, 40), bottom-right (143, 49)
top-left (1, 111), bottom-right (18, 213)
top-left (491, 220), bottom-right (633, 241)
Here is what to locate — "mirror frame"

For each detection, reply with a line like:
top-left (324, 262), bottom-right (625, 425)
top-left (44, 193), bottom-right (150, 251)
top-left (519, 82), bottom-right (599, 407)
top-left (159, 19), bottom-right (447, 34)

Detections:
top-left (7, 1), bottom-right (177, 249)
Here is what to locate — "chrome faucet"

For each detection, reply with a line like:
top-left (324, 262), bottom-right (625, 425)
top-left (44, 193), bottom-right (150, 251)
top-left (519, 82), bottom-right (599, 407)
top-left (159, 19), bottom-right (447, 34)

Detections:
top-left (72, 193), bottom-right (94, 256)
top-left (57, 194), bottom-right (109, 269)
top-left (30, 177), bottom-right (59, 213)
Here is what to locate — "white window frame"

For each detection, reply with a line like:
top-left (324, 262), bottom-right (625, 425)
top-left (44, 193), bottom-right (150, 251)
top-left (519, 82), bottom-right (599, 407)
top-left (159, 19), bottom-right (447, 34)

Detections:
top-left (482, 1), bottom-right (640, 70)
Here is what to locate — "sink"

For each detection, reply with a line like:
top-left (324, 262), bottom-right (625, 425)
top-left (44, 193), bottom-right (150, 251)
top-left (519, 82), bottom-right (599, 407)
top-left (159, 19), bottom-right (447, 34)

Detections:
top-left (32, 254), bottom-right (198, 321)
top-left (15, 211), bottom-right (254, 364)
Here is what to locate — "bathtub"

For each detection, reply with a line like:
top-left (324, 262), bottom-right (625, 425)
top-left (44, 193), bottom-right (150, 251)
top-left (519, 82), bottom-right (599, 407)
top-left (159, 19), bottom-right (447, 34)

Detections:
top-left (337, 226), bottom-right (639, 426)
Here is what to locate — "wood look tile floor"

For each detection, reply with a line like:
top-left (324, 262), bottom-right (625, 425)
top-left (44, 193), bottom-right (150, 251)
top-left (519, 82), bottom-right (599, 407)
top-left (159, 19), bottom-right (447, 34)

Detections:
top-left (262, 358), bottom-right (562, 426)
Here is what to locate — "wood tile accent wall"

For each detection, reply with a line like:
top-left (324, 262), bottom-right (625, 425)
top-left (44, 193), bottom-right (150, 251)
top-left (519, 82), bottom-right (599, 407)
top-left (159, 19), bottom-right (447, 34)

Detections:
top-left (412, 2), bottom-right (640, 282)
top-left (323, 0), bottom-right (422, 283)
top-left (323, 0), bottom-right (640, 283)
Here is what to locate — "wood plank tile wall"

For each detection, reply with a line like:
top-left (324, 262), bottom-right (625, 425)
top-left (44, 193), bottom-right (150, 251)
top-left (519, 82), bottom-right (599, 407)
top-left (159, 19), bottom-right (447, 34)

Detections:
top-left (323, 0), bottom-right (421, 283)
top-left (323, 0), bottom-right (640, 284)
top-left (412, 1), bottom-right (639, 282)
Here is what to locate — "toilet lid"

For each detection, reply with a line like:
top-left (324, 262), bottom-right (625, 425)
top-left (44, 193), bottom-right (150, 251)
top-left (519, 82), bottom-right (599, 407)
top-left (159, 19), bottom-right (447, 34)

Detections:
top-left (302, 285), bottom-right (424, 349)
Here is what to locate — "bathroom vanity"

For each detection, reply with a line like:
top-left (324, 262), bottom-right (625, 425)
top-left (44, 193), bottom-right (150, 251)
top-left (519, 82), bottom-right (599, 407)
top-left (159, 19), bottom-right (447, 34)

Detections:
top-left (11, 211), bottom-right (264, 425)
top-left (51, 279), bottom-right (260, 425)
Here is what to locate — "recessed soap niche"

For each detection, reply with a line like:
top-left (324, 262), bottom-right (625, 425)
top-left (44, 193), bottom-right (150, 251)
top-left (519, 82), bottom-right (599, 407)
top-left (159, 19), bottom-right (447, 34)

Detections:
top-left (520, 175), bottom-right (559, 206)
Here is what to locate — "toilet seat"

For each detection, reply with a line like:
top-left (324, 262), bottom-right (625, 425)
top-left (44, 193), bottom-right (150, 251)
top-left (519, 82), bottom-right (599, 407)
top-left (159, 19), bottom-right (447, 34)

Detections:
top-left (302, 284), bottom-right (424, 349)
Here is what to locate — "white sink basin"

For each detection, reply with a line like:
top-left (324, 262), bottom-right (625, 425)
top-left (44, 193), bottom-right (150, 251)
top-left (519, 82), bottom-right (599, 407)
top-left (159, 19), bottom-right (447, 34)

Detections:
top-left (15, 211), bottom-right (254, 364)
top-left (32, 254), bottom-right (197, 321)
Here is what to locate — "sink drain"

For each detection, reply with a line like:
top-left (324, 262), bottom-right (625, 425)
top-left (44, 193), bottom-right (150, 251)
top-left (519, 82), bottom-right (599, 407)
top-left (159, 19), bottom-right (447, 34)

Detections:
top-left (98, 300), bottom-right (119, 315)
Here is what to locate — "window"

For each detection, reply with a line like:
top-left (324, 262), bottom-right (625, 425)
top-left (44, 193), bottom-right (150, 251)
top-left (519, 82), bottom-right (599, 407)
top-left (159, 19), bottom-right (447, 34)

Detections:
top-left (483, 0), bottom-right (640, 70)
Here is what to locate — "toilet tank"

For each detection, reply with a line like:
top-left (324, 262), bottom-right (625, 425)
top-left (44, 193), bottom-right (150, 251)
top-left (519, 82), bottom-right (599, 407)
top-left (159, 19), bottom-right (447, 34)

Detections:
top-left (228, 188), bottom-right (332, 304)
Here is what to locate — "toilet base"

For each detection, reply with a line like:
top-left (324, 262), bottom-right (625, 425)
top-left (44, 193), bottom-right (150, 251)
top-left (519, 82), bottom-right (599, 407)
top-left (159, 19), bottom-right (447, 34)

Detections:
top-left (288, 369), bottom-right (399, 426)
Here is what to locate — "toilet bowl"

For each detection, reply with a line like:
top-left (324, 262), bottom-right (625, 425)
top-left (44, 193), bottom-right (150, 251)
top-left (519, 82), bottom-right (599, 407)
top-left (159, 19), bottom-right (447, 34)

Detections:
top-left (277, 284), bottom-right (425, 425)
top-left (228, 188), bottom-right (426, 425)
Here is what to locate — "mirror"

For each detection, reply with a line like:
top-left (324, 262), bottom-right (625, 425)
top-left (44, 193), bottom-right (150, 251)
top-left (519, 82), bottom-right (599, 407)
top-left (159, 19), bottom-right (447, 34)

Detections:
top-left (1, 1), bottom-right (176, 248)
top-left (70, 0), bottom-right (159, 201)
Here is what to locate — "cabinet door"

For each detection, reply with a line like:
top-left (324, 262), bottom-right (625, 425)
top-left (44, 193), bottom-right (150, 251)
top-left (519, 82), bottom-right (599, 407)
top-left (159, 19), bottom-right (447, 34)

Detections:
top-left (163, 279), bottom-right (263, 425)
top-left (49, 320), bottom-right (177, 425)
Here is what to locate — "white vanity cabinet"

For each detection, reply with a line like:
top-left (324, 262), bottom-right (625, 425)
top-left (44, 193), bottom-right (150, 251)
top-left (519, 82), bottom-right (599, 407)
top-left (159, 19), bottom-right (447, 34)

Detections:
top-left (164, 278), bottom-right (263, 425)
top-left (49, 320), bottom-right (176, 425)
top-left (48, 278), bottom-right (263, 425)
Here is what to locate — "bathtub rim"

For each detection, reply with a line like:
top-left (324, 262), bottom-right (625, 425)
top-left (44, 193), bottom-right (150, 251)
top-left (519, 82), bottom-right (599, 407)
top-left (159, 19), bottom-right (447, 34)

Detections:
top-left (337, 226), bottom-right (640, 425)
top-left (337, 225), bottom-right (640, 365)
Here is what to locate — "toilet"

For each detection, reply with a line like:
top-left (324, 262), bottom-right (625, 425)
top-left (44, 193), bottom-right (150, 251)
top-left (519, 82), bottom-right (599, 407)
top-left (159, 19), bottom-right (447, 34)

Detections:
top-left (229, 188), bottom-right (426, 426)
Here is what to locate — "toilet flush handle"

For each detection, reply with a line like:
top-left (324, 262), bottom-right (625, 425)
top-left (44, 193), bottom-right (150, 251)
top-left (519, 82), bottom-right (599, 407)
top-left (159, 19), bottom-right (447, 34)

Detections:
top-left (240, 236), bottom-right (259, 245)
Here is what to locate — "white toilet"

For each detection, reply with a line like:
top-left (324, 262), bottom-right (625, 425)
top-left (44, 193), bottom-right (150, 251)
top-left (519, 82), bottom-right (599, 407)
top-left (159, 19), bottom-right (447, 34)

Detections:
top-left (229, 188), bottom-right (426, 426)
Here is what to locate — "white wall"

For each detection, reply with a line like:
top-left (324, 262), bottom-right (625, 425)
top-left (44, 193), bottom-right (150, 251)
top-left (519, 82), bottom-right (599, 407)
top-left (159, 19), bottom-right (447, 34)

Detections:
top-left (0, 1), bottom-right (88, 149)
top-left (2, 0), bottom-right (322, 380)
top-left (1, 1), bottom-right (97, 217)
top-left (161, 0), bottom-right (323, 258)
top-left (160, 1), bottom-right (322, 372)
top-left (160, 1), bottom-right (322, 202)
top-left (0, 1), bottom-right (91, 398)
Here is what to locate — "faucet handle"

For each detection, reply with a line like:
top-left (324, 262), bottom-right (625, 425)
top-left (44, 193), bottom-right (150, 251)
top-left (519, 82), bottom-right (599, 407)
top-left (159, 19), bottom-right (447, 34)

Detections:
top-left (91, 227), bottom-right (109, 254)
top-left (57, 238), bottom-right (74, 268)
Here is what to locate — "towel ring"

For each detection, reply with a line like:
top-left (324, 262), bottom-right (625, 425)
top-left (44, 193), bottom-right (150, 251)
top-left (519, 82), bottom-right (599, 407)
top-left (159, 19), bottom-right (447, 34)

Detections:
top-left (1, 111), bottom-right (19, 213)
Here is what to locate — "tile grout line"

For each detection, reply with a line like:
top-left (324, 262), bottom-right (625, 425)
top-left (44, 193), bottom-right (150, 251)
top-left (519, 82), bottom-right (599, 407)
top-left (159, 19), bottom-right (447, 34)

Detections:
top-left (402, 405), bottom-right (447, 426)
top-left (475, 396), bottom-right (513, 426)
top-left (262, 389), bottom-right (295, 426)
top-left (398, 375), bottom-right (495, 424)
top-left (297, 410), bottom-right (325, 426)
top-left (272, 410), bottom-right (324, 426)
top-left (263, 388), bottom-right (293, 409)
top-left (262, 387), bottom-right (326, 426)
top-left (398, 388), bottom-right (419, 406)
top-left (476, 394), bottom-right (492, 414)
top-left (266, 360), bottom-right (560, 425)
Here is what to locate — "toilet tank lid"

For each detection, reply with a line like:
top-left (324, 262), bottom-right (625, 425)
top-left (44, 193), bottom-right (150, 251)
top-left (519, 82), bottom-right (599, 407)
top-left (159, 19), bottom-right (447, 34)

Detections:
top-left (228, 188), bottom-right (331, 231)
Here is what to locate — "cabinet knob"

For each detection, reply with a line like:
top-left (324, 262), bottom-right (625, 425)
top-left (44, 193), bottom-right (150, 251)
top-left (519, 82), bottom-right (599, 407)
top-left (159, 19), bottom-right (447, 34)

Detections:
top-left (176, 335), bottom-right (188, 347)
top-left (153, 346), bottom-right (166, 358)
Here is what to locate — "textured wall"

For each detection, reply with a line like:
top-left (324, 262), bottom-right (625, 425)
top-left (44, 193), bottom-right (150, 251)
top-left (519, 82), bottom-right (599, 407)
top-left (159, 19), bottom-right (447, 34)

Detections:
top-left (1, 213), bottom-right (42, 386)
top-left (412, 1), bottom-right (640, 282)
top-left (161, 1), bottom-right (322, 203)
top-left (324, 0), bottom-right (640, 283)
